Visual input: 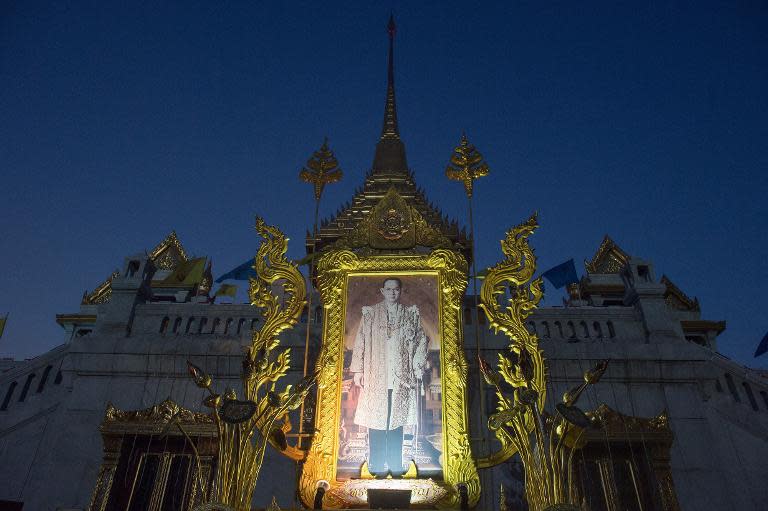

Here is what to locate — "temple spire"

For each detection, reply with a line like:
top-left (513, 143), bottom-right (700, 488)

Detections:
top-left (372, 14), bottom-right (408, 173)
top-left (381, 14), bottom-right (399, 139)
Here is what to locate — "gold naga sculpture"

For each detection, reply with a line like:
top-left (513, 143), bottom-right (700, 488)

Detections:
top-left (184, 218), bottom-right (317, 511)
top-left (478, 213), bottom-right (608, 511)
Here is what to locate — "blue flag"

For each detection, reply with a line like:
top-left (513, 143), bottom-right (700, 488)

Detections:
top-left (541, 259), bottom-right (578, 289)
top-left (215, 259), bottom-right (257, 283)
top-left (754, 331), bottom-right (768, 358)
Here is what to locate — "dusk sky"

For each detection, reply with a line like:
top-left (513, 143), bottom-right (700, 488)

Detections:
top-left (1, 2), bottom-right (766, 368)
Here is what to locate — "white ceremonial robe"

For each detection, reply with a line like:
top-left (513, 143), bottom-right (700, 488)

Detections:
top-left (349, 301), bottom-right (428, 430)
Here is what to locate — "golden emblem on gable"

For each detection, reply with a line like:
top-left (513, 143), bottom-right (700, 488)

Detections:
top-left (377, 207), bottom-right (410, 240)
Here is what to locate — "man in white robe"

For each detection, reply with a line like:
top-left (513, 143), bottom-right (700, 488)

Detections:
top-left (350, 277), bottom-right (428, 477)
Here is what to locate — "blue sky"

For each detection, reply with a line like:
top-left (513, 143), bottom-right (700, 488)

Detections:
top-left (1, 1), bottom-right (766, 368)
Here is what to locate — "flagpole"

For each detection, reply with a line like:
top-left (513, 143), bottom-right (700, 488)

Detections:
top-left (298, 138), bottom-right (343, 443)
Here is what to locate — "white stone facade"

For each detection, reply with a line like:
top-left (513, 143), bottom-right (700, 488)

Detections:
top-left (1, 246), bottom-right (767, 511)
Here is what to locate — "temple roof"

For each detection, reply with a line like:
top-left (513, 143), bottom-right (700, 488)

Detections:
top-left (584, 235), bottom-right (630, 274)
top-left (82, 231), bottom-right (191, 304)
top-left (308, 17), bottom-right (469, 257)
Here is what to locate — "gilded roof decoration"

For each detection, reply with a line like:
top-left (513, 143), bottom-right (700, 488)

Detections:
top-left (82, 231), bottom-right (189, 304)
top-left (584, 235), bottom-right (630, 274)
top-left (585, 404), bottom-right (671, 441)
top-left (333, 187), bottom-right (452, 252)
top-left (661, 275), bottom-right (700, 312)
top-left (149, 230), bottom-right (189, 270)
top-left (81, 270), bottom-right (120, 305)
top-left (680, 320), bottom-right (726, 335)
top-left (102, 398), bottom-right (213, 425)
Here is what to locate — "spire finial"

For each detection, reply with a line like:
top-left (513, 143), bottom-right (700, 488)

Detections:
top-left (381, 14), bottom-right (399, 139)
top-left (371, 15), bottom-right (408, 172)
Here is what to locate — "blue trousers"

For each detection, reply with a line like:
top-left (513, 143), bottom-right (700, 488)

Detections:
top-left (367, 389), bottom-right (405, 476)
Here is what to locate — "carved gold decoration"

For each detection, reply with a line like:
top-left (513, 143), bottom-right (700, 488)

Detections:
top-left (83, 231), bottom-right (189, 304)
top-left (185, 218), bottom-right (316, 511)
top-left (103, 399), bottom-right (213, 426)
top-left (335, 187), bottom-right (451, 252)
top-left (445, 133), bottom-right (489, 199)
top-left (584, 404), bottom-right (671, 440)
top-left (578, 405), bottom-right (680, 511)
top-left (82, 270), bottom-right (120, 305)
top-left (299, 248), bottom-right (479, 508)
top-left (478, 214), bottom-right (613, 511)
top-left (661, 275), bottom-right (700, 312)
top-left (476, 213), bottom-right (545, 468)
top-left (299, 138), bottom-right (343, 201)
top-left (89, 399), bottom-right (217, 511)
top-left (584, 235), bottom-right (629, 274)
top-left (150, 230), bottom-right (189, 270)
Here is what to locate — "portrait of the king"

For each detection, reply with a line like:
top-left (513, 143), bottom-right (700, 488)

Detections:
top-left (338, 275), bottom-right (443, 479)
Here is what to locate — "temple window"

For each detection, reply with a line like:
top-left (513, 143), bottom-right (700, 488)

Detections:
top-left (54, 370), bottom-right (63, 384)
top-left (593, 322), bottom-right (603, 338)
top-left (237, 318), bottom-right (246, 335)
top-left (554, 321), bottom-right (563, 338)
top-left (542, 321), bottom-right (551, 339)
top-left (607, 321), bottom-right (616, 338)
top-left (580, 321), bottom-right (590, 338)
top-left (18, 373), bottom-right (35, 402)
top-left (637, 265), bottom-right (651, 282)
top-left (526, 321), bottom-right (537, 336)
top-left (172, 317), bottom-right (182, 334)
top-left (714, 378), bottom-right (723, 393)
top-left (159, 316), bottom-right (170, 334)
top-left (197, 318), bottom-right (208, 334)
top-left (36, 365), bottom-right (53, 393)
top-left (126, 260), bottom-right (140, 278)
top-left (185, 318), bottom-right (195, 334)
top-left (742, 382), bottom-right (759, 411)
top-left (250, 318), bottom-right (258, 331)
top-left (567, 321), bottom-right (576, 339)
top-left (224, 318), bottom-right (233, 335)
top-left (1, 381), bottom-right (17, 410)
top-left (724, 373), bottom-right (741, 402)
top-left (211, 318), bottom-right (221, 334)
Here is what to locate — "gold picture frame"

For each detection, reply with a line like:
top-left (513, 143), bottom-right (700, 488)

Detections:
top-left (299, 248), bottom-right (480, 508)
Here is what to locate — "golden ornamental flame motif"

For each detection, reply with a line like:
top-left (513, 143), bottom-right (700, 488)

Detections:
top-left (188, 218), bottom-right (315, 511)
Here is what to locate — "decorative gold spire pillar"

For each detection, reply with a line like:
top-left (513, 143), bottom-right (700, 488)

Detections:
top-left (298, 139), bottom-right (342, 441)
top-left (445, 132), bottom-right (490, 453)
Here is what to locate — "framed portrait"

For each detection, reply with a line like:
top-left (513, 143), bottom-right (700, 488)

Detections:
top-left (299, 249), bottom-right (480, 508)
top-left (337, 274), bottom-right (442, 479)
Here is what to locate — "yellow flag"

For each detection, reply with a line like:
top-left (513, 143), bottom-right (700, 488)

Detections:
top-left (160, 258), bottom-right (207, 286)
top-left (215, 284), bottom-right (238, 298)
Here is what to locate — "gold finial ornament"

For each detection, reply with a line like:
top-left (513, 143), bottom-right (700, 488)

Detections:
top-left (477, 217), bottom-right (609, 511)
top-left (445, 133), bottom-right (490, 199)
top-left (299, 138), bottom-right (343, 201)
top-left (188, 218), bottom-right (316, 511)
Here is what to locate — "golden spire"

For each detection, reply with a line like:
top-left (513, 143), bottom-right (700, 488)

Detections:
top-left (381, 14), bottom-right (399, 139)
top-left (299, 138), bottom-right (343, 201)
top-left (445, 133), bottom-right (490, 199)
top-left (372, 14), bottom-right (408, 172)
